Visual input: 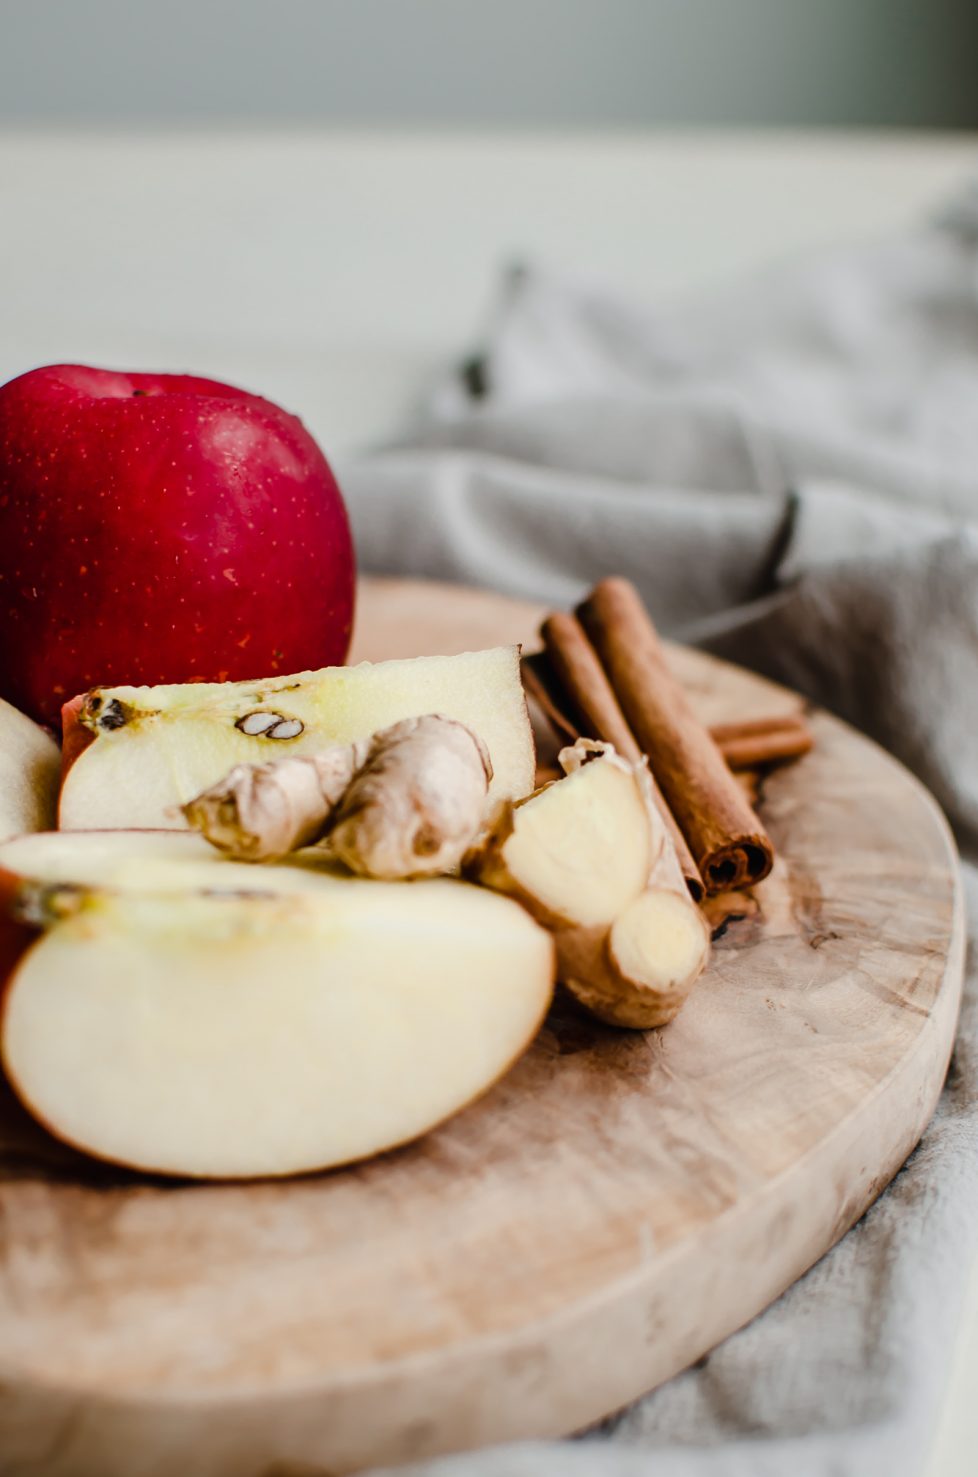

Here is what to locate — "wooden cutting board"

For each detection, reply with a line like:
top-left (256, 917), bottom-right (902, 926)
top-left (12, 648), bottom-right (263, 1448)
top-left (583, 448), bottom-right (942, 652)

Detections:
top-left (0, 577), bottom-right (964, 1477)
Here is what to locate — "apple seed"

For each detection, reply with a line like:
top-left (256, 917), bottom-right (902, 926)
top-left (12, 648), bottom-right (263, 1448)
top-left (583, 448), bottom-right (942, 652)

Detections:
top-left (234, 711), bottom-right (305, 740)
top-left (266, 719), bottom-right (304, 740)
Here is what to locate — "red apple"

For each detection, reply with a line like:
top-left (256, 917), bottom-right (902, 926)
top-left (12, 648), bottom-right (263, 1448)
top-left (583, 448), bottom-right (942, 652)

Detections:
top-left (0, 365), bottom-right (355, 727)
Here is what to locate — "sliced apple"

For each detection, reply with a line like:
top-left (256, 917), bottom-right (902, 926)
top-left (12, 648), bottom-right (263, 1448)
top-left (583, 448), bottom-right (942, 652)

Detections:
top-left (0, 697), bottom-right (61, 841)
top-left (2, 876), bottom-right (553, 1178)
top-left (59, 647), bottom-right (534, 832)
top-left (0, 829), bottom-right (370, 993)
top-left (0, 827), bottom-right (371, 920)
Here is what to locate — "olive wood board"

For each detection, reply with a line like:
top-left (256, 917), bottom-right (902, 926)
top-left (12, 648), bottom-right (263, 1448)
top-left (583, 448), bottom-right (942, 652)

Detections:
top-left (0, 576), bottom-right (964, 1477)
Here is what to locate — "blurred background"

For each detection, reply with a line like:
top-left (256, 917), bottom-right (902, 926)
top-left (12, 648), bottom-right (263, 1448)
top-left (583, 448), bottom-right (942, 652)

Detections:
top-left (1, 0), bottom-right (976, 454)
top-left (3, 0), bottom-right (977, 130)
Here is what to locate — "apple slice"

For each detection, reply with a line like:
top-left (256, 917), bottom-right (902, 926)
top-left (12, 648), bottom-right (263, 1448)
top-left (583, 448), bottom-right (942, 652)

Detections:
top-left (0, 828), bottom-right (378, 919)
top-left (59, 647), bottom-right (534, 832)
top-left (2, 878), bottom-right (553, 1178)
top-left (0, 698), bottom-right (61, 841)
top-left (0, 829), bottom-right (363, 992)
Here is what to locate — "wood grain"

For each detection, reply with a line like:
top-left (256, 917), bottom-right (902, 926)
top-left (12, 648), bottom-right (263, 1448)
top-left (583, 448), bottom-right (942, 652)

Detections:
top-left (0, 576), bottom-right (964, 1477)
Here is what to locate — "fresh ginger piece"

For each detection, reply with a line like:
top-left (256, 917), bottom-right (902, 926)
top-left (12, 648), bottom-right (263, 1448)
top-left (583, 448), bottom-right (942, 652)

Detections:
top-left (471, 741), bottom-right (661, 929)
top-left (331, 715), bottom-right (491, 880)
top-left (560, 888), bottom-right (710, 1030)
top-left (611, 889), bottom-right (710, 996)
top-left (470, 739), bottom-right (710, 1029)
top-left (181, 714), bottom-right (491, 876)
top-left (182, 745), bottom-right (366, 862)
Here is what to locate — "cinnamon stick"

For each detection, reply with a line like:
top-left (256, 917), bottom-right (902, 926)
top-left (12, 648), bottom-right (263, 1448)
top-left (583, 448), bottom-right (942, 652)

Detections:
top-left (707, 715), bottom-right (813, 770)
top-left (540, 613), bottom-right (641, 761)
top-left (576, 578), bottom-right (774, 894)
top-left (521, 652), bottom-right (579, 747)
top-left (539, 612), bottom-right (705, 902)
top-left (526, 665), bottom-right (813, 775)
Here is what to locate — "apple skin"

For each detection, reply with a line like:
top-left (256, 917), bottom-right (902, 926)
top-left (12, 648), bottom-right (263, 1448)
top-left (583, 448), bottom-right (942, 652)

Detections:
top-left (0, 365), bottom-right (355, 727)
top-left (59, 694), bottom-right (92, 784)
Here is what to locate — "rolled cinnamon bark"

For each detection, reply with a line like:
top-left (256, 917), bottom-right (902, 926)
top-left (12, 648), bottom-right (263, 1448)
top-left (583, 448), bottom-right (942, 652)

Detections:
top-left (527, 668), bottom-right (813, 775)
top-left (708, 715), bottom-right (813, 770)
top-left (540, 613), bottom-right (641, 761)
top-left (539, 612), bottom-right (704, 902)
top-left (521, 652), bottom-right (579, 746)
top-left (576, 578), bottom-right (774, 894)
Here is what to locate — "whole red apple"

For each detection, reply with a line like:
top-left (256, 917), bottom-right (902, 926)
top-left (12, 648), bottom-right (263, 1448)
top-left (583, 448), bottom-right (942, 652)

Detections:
top-left (0, 365), bottom-right (355, 727)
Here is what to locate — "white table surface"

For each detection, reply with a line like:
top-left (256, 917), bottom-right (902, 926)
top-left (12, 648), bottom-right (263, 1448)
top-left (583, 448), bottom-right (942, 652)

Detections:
top-left (1, 127), bottom-right (976, 1475)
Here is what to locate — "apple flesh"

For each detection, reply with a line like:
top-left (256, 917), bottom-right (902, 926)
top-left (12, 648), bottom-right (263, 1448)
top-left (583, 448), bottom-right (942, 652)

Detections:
top-left (0, 365), bottom-right (355, 728)
top-left (0, 827), bottom-right (361, 1020)
top-left (1, 861), bottom-right (553, 1179)
top-left (0, 697), bottom-right (61, 980)
top-left (0, 698), bottom-right (61, 842)
top-left (59, 647), bottom-right (535, 831)
top-left (0, 828), bottom-right (366, 922)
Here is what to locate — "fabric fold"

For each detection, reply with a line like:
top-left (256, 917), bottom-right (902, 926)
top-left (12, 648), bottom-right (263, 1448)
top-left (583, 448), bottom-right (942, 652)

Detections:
top-left (348, 180), bottom-right (978, 1477)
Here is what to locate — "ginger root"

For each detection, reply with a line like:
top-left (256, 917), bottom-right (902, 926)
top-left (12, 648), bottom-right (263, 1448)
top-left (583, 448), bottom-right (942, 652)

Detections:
top-left (182, 746), bottom-right (366, 862)
top-left (331, 715), bottom-right (492, 880)
top-left (183, 714), bottom-right (491, 878)
top-left (467, 739), bottom-right (710, 1029)
top-left (183, 723), bottom-right (707, 1025)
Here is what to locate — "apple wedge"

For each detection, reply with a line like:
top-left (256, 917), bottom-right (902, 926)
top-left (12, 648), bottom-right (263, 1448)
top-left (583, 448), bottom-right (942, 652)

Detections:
top-left (59, 647), bottom-right (534, 832)
top-left (1, 872), bottom-right (553, 1179)
top-left (0, 828), bottom-right (384, 919)
top-left (0, 697), bottom-right (61, 841)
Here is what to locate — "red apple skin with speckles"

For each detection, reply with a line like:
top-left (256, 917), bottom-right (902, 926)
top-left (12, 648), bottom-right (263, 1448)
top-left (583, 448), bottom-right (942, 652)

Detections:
top-left (0, 365), bottom-right (355, 727)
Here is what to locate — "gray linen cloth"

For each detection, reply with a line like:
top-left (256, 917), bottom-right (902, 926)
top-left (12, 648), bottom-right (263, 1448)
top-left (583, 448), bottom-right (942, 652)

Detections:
top-left (343, 180), bottom-right (978, 1477)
